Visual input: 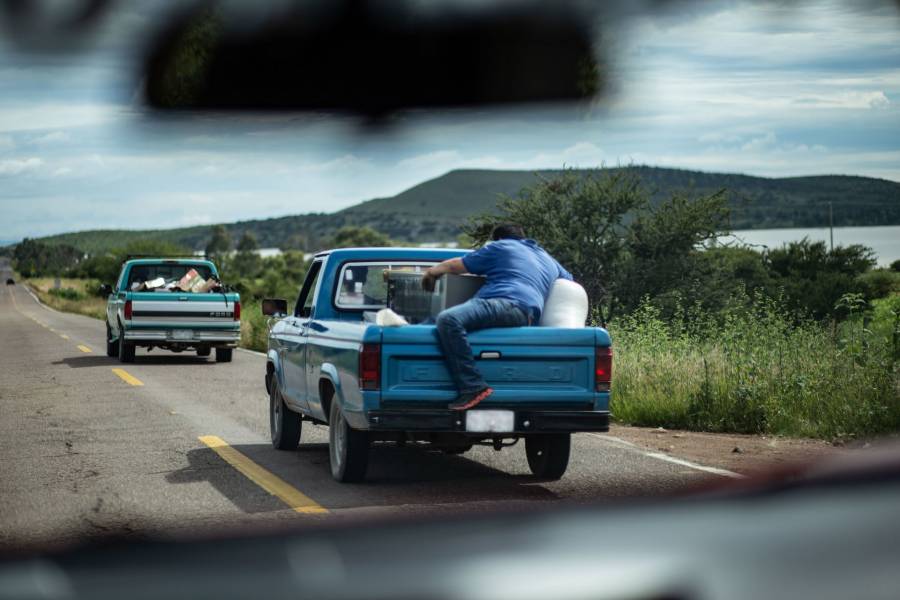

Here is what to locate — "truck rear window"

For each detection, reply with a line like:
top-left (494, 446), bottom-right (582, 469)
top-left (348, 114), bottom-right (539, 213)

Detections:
top-left (126, 264), bottom-right (213, 290)
top-left (335, 262), bottom-right (433, 309)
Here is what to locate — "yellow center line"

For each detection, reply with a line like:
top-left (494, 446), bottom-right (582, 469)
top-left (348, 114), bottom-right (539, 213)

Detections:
top-left (112, 368), bottom-right (143, 386)
top-left (77, 344), bottom-right (92, 353)
top-left (199, 435), bottom-right (328, 515)
top-left (60, 334), bottom-right (70, 340)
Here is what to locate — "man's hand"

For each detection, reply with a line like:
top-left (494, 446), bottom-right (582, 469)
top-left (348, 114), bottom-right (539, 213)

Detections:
top-left (421, 269), bottom-right (438, 292)
top-left (421, 258), bottom-right (468, 292)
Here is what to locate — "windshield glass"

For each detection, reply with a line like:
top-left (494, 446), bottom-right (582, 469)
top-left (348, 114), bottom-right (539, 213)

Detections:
top-left (1, 0), bottom-right (898, 580)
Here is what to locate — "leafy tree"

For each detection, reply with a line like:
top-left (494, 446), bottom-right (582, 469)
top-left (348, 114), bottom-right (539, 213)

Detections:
top-left (205, 225), bottom-right (231, 271)
top-left (465, 169), bottom-right (730, 321)
top-left (230, 232), bottom-right (262, 279)
top-left (12, 239), bottom-right (83, 277)
top-left (765, 239), bottom-right (876, 320)
top-left (331, 226), bottom-right (392, 248)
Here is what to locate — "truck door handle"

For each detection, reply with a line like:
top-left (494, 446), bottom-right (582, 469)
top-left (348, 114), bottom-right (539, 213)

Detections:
top-left (480, 351), bottom-right (502, 359)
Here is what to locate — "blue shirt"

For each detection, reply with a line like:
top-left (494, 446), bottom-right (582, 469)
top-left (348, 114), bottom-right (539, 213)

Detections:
top-left (461, 239), bottom-right (573, 320)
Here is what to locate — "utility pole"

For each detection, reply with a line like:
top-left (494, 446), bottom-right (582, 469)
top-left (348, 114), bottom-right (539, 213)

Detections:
top-left (828, 201), bottom-right (834, 252)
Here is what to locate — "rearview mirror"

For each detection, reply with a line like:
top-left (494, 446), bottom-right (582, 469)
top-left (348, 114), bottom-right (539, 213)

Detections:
top-left (262, 298), bottom-right (288, 317)
top-left (142, 1), bottom-right (599, 117)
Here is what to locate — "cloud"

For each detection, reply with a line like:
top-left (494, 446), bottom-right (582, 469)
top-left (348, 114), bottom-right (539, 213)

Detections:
top-left (30, 131), bottom-right (71, 145)
top-left (792, 90), bottom-right (890, 109)
top-left (0, 134), bottom-right (14, 150)
top-left (0, 157), bottom-right (42, 176)
top-left (741, 132), bottom-right (778, 151)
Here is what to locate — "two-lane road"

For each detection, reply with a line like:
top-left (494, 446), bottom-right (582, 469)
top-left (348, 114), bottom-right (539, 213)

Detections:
top-left (1, 260), bottom-right (734, 549)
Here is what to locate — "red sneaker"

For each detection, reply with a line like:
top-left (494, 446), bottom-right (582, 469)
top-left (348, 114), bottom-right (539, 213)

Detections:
top-left (448, 387), bottom-right (493, 411)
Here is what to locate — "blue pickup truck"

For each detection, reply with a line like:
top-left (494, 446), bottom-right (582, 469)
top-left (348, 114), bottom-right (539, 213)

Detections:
top-left (105, 258), bottom-right (241, 363)
top-left (263, 248), bottom-right (612, 482)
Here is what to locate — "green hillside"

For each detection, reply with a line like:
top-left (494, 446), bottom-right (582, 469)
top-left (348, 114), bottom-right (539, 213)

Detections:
top-left (33, 166), bottom-right (900, 254)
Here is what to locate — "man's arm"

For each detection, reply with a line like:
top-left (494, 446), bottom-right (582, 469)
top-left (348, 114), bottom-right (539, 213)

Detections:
top-left (422, 258), bottom-right (468, 291)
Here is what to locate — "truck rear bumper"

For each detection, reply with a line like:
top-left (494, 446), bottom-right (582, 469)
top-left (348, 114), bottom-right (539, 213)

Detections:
top-left (123, 329), bottom-right (240, 345)
top-left (366, 409), bottom-right (609, 434)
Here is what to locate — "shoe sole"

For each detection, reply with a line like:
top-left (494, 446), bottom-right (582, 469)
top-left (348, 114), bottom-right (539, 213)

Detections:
top-left (449, 387), bottom-right (494, 411)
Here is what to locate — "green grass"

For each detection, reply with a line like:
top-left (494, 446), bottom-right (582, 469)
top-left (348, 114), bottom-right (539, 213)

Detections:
top-left (28, 278), bottom-right (107, 321)
top-left (608, 293), bottom-right (900, 440)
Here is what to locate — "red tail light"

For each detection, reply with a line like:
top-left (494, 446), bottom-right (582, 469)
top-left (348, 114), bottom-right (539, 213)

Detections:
top-left (595, 346), bottom-right (612, 392)
top-left (359, 343), bottom-right (381, 391)
top-left (124, 300), bottom-right (133, 320)
top-left (233, 301), bottom-right (241, 321)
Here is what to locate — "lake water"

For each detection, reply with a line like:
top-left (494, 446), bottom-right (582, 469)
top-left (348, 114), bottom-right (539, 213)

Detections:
top-left (719, 225), bottom-right (900, 266)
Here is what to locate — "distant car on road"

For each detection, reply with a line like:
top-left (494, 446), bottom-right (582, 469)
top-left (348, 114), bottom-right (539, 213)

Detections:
top-left (5, 278), bottom-right (14, 285)
top-left (104, 258), bottom-right (240, 363)
top-left (263, 247), bottom-right (612, 483)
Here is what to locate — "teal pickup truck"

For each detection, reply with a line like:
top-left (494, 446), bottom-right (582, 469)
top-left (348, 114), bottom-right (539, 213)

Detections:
top-left (104, 258), bottom-right (241, 363)
top-left (263, 248), bottom-right (612, 482)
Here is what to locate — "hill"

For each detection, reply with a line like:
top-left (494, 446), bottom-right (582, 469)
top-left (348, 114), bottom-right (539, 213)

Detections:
top-left (33, 166), bottom-right (900, 254)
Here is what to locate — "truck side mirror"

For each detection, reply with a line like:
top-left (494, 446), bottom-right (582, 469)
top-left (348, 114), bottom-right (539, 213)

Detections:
top-left (262, 298), bottom-right (288, 317)
top-left (99, 284), bottom-right (113, 296)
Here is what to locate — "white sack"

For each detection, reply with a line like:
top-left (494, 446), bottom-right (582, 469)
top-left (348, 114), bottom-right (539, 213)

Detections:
top-left (540, 279), bottom-right (588, 328)
top-left (375, 308), bottom-right (409, 327)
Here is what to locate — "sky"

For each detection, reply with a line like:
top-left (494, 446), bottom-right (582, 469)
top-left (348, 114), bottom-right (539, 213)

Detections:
top-left (0, 0), bottom-right (898, 243)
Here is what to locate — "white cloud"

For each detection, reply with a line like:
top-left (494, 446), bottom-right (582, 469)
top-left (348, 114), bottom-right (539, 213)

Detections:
top-left (741, 132), bottom-right (778, 151)
top-left (52, 167), bottom-right (74, 177)
top-left (396, 150), bottom-right (462, 170)
top-left (0, 134), bottom-right (15, 150)
top-left (792, 90), bottom-right (890, 109)
top-left (0, 157), bottom-right (42, 176)
top-left (30, 131), bottom-right (71, 145)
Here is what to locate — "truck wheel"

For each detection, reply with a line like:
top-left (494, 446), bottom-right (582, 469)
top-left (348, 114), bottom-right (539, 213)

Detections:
top-left (118, 325), bottom-right (135, 363)
top-left (106, 324), bottom-right (119, 358)
top-left (329, 401), bottom-right (369, 483)
top-left (270, 378), bottom-right (301, 450)
top-left (525, 434), bottom-right (571, 480)
top-left (197, 346), bottom-right (211, 357)
top-left (215, 348), bottom-right (233, 363)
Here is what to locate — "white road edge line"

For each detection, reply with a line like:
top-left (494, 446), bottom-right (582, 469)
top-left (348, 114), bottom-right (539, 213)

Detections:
top-left (237, 347), bottom-right (267, 358)
top-left (24, 286), bottom-right (62, 314)
top-left (589, 432), bottom-right (745, 479)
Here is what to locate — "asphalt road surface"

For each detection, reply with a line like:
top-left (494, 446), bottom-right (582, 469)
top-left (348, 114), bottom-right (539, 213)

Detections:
top-left (1, 258), bottom-right (736, 550)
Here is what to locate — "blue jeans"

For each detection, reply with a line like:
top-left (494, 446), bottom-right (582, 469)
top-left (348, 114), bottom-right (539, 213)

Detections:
top-left (435, 298), bottom-right (528, 394)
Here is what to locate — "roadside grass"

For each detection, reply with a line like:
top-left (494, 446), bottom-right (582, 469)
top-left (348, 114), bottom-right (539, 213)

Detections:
top-left (240, 300), bottom-right (271, 353)
top-left (27, 278), bottom-right (107, 321)
top-left (607, 293), bottom-right (900, 440)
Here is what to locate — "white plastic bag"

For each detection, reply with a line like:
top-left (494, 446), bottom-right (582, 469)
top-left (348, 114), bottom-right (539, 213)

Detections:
top-left (540, 279), bottom-right (588, 328)
top-left (375, 308), bottom-right (409, 327)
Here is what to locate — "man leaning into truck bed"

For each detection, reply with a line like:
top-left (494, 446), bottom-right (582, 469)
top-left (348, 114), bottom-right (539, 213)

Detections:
top-left (422, 224), bottom-right (574, 410)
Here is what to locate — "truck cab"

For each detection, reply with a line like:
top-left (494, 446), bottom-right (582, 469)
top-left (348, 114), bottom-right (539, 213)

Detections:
top-left (264, 248), bottom-right (612, 482)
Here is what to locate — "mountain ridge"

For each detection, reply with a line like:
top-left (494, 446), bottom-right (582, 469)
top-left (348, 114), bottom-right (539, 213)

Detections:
top-left (28, 166), bottom-right (900, 254)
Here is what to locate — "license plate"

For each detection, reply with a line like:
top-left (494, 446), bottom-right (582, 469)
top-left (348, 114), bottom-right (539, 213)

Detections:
top-left (170, 329), bottom-right (193, 340)
top-left (465, 410), bottom-right (515, 433)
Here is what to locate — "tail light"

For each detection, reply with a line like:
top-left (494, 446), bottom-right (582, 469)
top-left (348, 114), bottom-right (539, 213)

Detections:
top-left (233, 301), bottom-right (241, 321)
top-left (595, 346), bottom-right (612, 392)
top-left (124, 300), bottom-right (133, 320)
top-left (359, 343), bottom-right (381, 391)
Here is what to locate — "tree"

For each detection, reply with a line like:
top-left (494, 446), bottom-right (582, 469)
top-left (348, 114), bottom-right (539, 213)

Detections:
top-left (230, 232), bottom-right (262, 279)
top-left (205, 225), bottom-right (231, 271)
top-left (330, 226), bottom-right (392, 248)
top-left (464, 168), bottom-right (730, 322)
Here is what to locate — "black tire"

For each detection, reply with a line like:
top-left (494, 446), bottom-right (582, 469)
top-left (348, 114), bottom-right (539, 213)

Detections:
top-left (215, 348), bottom-right (233, 363)
top-left (329, 401), bottom-right (369, 483)
top-left (269, 378), bottom-right (301, 450)
top-left (106, 323), bottom-right (119, 358)
top-left (525, 434), bottom-right (571, 480)
top-left (118, 324), bottom-right (135, 363)
top-left (196, 346), bottom-right (211, 357)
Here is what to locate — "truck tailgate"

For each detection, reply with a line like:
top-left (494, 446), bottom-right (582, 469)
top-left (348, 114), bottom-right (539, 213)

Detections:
top-left (380, 326), bottom-right (603, 408)
top-left (128, 293), bottom-right (238, 327)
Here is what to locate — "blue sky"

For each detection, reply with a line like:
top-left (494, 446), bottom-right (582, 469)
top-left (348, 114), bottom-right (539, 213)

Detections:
top-left (0, 0), bottom-right (898, 242)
